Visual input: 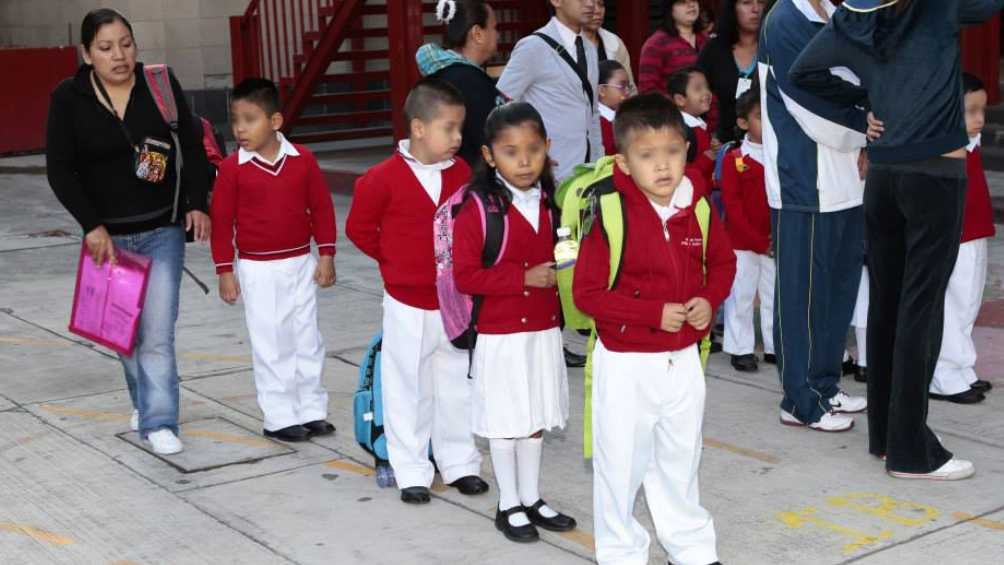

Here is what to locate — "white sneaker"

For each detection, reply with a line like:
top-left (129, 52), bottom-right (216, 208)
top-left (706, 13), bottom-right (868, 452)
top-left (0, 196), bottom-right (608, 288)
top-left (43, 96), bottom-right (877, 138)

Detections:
top-left (889, 458), bottom-right (975, 481)
top-left (130, 410), bottom-right (139, 432)
top-left (780, 409), bottom-right (854, 432)
top-left (829, 391), bottom-right (867, 414)
top-left (146, 429), bottom-right (183, 455)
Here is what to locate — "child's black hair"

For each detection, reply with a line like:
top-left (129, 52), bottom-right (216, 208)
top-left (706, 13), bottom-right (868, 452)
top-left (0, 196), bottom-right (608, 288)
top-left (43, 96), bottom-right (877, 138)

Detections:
top-left (667, 66), bottom-right (705, 99)
top-left (404, 77), bottom-right (466, 123)
top-left (734, 87), bottom-right (760, 138)
top-left (963, 72), bottom-right (985, 95)
top-left (232, 78), bottom-right (281, 116)
top-left (469, 102), bottom-right (558, 215)
top-left (441, 0), bottom-right (492, 50)
top-left (81, 8), bottom-right (133, 50)
top-left (599, 60), bottom-right (627, 86)
top-left (613, 92), bottom-right (688, 153)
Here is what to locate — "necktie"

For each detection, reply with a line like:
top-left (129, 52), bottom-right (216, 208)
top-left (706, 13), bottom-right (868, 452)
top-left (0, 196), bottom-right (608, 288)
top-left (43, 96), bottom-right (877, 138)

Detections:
top-left (575, 35), bottom-right (587, 77)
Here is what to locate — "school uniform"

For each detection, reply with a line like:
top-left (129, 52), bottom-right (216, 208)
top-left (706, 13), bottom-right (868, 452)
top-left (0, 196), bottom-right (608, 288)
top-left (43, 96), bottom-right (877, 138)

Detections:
top-left (720, 138), bottom-right (775, 358)
top-left (931, 136), bottom-right (996, 395)
top-left (346, 141), bottom-right (482, 489)
top-left (683, 112), bottom-right (715, 195)
top-left (210, 133), bottom-right (336, 432)
top-left (573, 167), bottom-right (736, 565)
top-left (599, 104), bottom-right (617, 156)
top-left (452, 177), bottom-right (569, 439)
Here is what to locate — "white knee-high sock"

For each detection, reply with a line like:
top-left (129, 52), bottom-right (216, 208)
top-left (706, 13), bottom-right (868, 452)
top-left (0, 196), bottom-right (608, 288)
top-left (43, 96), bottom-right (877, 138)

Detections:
top-left (855, 326), bottom-right (868, 368)
top-left (515, 437), bottom-right (558, 518)
top-left (490, 439), bottom-right (529, 526)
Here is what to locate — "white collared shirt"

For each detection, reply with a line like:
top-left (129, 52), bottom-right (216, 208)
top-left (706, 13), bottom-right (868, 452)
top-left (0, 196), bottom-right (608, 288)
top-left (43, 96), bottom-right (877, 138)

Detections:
top-left (238, 132), bottom-right (299, 175)
top-left (598, 103), bottom-right (616, 123)
top-left (498, 173), bottom-right (542, 232)
top-left (681, 112), bottom-right (707, 130)
top-left (648, 177), bottom-right (695, 240)
top-left (968, 134), bottom-right (981, 153)
top-left (398, 139), bottom-right (455, 204)
top-left (551, 16), bottom-right (583, 58)
top-left (741, 136), bottom-right (765, 165)
top-left (793, 0), bottom-right (837, 23)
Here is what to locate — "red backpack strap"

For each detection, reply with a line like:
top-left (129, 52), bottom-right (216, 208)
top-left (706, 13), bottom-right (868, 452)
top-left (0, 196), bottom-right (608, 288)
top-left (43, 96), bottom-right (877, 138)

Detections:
top-left (144, 64), bottom-right (179, 130)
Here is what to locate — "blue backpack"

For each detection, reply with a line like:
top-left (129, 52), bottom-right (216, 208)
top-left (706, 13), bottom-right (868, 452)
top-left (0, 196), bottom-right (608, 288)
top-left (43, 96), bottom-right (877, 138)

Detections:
top-left (353, 332), bottom-right (387, 463)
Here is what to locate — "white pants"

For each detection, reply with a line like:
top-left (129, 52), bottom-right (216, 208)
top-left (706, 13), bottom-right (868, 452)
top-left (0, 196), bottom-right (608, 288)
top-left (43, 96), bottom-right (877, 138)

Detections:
top-left (932, 239), bottom-right (988, 395)
top-left (592, 340), bottom-right (717, 565)
top-left (723, 250), bottom-right (775, 356)
top-left (238, 254), bottom-right (329, 432)
top-left (852, 267), bottom-right (869, 368)
top-left (380, 293), bottom-right (482, 489)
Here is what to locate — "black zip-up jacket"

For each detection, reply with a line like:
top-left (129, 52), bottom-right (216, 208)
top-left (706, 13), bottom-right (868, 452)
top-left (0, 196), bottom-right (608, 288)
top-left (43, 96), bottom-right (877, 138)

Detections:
top-left (46, 62), bottom-right (210, 235)
top-left (789, 0), bottom-right (1003, 164)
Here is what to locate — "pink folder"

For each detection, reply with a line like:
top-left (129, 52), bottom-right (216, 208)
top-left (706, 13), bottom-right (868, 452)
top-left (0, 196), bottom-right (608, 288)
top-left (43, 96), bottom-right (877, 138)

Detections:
top-left (69, 244), bottom-right (152, 356)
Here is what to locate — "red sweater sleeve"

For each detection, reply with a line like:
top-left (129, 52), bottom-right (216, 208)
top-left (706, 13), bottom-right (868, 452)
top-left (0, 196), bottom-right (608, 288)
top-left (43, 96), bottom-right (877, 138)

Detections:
top-left (305, 152), bottom-right (337, 256)
top-left (720, 152), bottom-right (757, 249)
top-left (209, 159), bottom-right (238, 274)
top-left (453, 199), bottom-right (525, 296)
top-left (692, 206), bottom-right (737, 310)
top-left (345, 171), bottom-right (388, 263)
top-left (573, 221), bottom-right (665, 330)
top-left (637, 38), bottom-right (666, 95)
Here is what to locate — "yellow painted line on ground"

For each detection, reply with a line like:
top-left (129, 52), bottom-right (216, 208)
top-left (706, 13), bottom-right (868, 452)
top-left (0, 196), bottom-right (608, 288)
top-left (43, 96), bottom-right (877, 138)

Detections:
top-left (179, 352), bottom-right (251, 363)
top-left (0, 336), bottom-right (69, 347)
top-left (778, 507), bottom-right (893, 554)
top-left (0, 523), bottom-right (74, 545)
top-left (953, 512), bottom-right (1004, 531)
top-left (185, 429), bottom-right (276, 449)
top-left (703, 437), bottom-right (780, 465)
top-left (326, 459), bottom-right (375, 477)
top-left (559, 528), bottom-right (596, 552)
top-left (38, 404), bottom-right (129, 423)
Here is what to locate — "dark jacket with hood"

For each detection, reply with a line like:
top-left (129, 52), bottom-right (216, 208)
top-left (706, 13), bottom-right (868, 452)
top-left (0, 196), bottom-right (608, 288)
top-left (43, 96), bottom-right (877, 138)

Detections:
top-left (789, 0), bottom-right (1004, 164)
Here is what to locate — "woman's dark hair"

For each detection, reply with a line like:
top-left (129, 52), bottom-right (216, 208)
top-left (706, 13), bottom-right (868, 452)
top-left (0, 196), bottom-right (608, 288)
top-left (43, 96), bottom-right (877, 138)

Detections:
top-left (441, 0), bottom-right (491, 50)
top-left (714, 0), bottom-right (744, 48)
top-left (662, 0), bottom-right (707, 37)
top-left (599, 60), bottom-right (626, 85)
top-left (469, 102), bottom-right (558, 214)
top-left (81, 8), bottom-right (133, 50)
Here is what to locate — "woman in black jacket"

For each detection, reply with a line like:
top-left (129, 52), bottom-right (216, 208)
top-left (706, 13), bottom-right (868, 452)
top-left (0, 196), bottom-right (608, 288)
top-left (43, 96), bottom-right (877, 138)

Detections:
top-left (46, 9), bottom-right (211, 455)
top-left (791, 0), bottom-right (1003, 481)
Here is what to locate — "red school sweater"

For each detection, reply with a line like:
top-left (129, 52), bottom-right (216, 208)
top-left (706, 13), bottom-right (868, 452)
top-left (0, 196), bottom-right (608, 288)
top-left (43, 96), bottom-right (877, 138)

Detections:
top-left (453, 192), bottom-right (561, 335)
top-left (962, 146), bottom-right (996, 243)
top-left (346, 153), bottom-right (471, 310)
top-left (601, 116), bottom-right (617, 156)
top-left (210, 147), bottom-right (336, 274)
top-left (573, 167), bottom-right (736, 353)
top-left (720, 145), bottom-right (770, 254)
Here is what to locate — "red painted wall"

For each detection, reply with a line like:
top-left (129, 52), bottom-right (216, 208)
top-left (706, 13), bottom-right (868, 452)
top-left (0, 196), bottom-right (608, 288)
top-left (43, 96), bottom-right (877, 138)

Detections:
top-left (961, 17), bottom-right (1001, 105)
top-left (0, 47), bottom-right (79, 155)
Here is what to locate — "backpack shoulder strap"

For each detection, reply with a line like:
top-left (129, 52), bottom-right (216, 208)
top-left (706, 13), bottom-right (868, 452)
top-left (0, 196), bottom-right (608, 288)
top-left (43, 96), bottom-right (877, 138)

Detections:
top-left (596, 189), bottom-right (625, 290)
top-left (470, 190), bottom-right (509, 267)
top-left (531, 32), bottom-right (594, 108)
top-left (143, 64), bottom-right (179, 130)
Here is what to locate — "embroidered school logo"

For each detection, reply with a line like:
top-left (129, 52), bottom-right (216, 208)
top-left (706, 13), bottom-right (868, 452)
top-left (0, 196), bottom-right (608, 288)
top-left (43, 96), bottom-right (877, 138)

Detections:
top-left (681, 236), bottom-right (703, 248)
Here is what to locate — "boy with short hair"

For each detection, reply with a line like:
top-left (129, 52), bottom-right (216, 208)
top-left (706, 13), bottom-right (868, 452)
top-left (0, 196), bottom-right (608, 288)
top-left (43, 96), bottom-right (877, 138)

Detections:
top-left (930, 73), bottom-right (996, 405)
top-left (669, 66), bottom-right (715, 194)
top-left (574, 92), bottom-right (735, 565)
top-left (721, 88), bottom-right (775, 373)
top-left (211, 78), bottom-right (337, 442)
top-left (346, 78), bottom-right (487, 504)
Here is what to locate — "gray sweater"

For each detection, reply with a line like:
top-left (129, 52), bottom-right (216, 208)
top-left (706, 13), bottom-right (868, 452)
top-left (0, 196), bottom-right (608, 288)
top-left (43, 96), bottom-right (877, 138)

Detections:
top-left (497, 18), bottom-right (603, 182)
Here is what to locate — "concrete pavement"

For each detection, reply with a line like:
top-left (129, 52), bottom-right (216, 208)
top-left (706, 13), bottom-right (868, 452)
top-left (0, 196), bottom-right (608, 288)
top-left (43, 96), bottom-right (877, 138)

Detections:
top-left (1, 155), bottom-right (1002, 564)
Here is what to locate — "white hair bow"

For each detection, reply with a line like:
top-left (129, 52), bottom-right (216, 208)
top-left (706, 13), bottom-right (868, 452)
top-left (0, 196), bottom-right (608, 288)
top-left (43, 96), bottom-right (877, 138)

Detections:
top-left (436, 0), bottom-right (458, 24)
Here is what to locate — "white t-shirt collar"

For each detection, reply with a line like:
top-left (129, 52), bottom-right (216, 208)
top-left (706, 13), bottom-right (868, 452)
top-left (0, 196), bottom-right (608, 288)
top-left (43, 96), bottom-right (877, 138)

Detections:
top-left (238, 131), bottom-right (300, 165)
top-left (551, 16), bottom-right (583, 55)
top-left (681, 112), bottom-right (707, 130)
top-left (967, 134), bottom-right (981, 153)
top-left (398, 139), bottom-right (455, 171)
top-left (598, 103), bottom-right (616, 122)
top-left (741, 136), bottom-right (764, 165)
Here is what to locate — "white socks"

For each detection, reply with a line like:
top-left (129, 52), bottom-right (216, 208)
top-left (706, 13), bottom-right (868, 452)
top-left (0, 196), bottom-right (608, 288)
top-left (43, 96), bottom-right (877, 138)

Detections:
top-left (516, 437), bottom-right (558, 519)
top-left (855, 326), bottom-right (868, 368)
top-left (490, 439), bottom-right (529, 527)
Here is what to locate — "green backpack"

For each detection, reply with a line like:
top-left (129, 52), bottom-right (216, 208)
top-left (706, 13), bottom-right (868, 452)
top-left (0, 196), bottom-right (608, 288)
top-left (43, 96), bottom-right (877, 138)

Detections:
top-left (556, 161), bottom-right (713, 459)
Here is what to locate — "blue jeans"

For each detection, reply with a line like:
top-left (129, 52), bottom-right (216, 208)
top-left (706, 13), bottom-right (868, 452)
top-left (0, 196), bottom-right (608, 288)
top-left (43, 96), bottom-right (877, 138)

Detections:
top-left (111, 226), bottom-right (184, 437)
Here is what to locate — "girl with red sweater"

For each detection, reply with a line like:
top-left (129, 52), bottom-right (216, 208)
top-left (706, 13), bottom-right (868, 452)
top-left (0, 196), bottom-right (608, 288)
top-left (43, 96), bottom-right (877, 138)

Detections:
top-left (453, 103), bottom-right (576, 543)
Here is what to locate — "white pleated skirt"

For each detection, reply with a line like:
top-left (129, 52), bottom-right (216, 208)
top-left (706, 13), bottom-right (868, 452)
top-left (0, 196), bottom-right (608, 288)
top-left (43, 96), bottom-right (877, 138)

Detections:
top-left (470, 327), bottom-right (569, 438)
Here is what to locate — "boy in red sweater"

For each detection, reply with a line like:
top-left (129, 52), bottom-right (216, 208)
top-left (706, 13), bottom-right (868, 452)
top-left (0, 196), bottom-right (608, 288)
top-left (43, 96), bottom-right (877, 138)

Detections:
top-left (210, 79), bottom-right (336, 442)
top-left (669, 66), bottom-right (716, 196)
top-left (930, 73), bottom-right (996, 405)
top-left (346, 79), bottom-right (486, 504)
top-left (720, 88), bottom-right (774, 373)
top-left (574, 93), bottom-right (735, 565)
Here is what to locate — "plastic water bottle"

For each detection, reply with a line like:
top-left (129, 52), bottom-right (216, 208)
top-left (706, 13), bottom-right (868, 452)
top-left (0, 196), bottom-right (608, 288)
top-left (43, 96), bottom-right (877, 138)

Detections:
top-left (554, 227), bottom-right (579, 270)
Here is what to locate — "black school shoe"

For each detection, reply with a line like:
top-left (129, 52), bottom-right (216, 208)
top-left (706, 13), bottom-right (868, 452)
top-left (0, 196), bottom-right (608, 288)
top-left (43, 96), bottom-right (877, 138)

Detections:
top-left (842, 358), bottom-right (857, 375)
top-left (763, 353), bottom-right (777, 365)
top-left (731, 354), bottom-right (758, 372)
top-left (854, 366), bottom-right (868, 383)
top-left (971, 380), bottom-right (993, 393)
top-left (400, 486), bottom-right (431, 504)
top-left (302, 420), bottom-right (336, 436)
top-left (495, 506), bottom-right (539, 543)
top-left (524, 499), bottom-right (577, 532)
top-left (449, 475), bottom-right (489, 495)
top-left (564, 347), bottom-right (587, 368)
top-left (263, 425), bottom-right (312, 442)
top-left (929, 388), bottom-right (985, 404)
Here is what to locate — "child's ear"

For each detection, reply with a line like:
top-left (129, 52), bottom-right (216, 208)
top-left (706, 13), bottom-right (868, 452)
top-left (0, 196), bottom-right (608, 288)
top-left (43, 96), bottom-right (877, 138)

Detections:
top-left (410, 118), bottom-right (424, 139)
top-left (480, 145), bottom-right (494, 167)
top-left (672, 93), bottom-right (687, 109)
top-left (270, 112), bottom-right (284, 132)
top-left (614, 153), bottom-right (630, 176)
top-left (736, 117), bottom-right (749, 132)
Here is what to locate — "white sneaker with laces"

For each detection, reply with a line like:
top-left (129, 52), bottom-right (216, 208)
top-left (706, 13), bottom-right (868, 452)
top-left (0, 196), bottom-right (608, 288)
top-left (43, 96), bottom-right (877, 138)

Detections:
top-left (888, 458), bottom-right (975, 481)
top-left (146, 429), bottom-right (183, 455)
top-left (130, 409), bottom-right (139, 432)
top-left (780, 409), bottom-right (854, 432)
top-left (829, 391), bottom-right (867, 414)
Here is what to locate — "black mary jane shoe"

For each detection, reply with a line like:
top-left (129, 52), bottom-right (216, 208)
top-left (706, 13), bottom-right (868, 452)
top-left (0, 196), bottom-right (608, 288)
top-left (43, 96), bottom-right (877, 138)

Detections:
top-left (762, 353), bottom-right (777, 365)
top-left (842, 357), bottom-right (857, 375)
top-left (302, 420), bottom-right (336, 436)
top-left (971, 380), bottom-right (993, 393)
top-left (854, 366), bottom-right (868, 383)
top-left (400, 486), bottom-right (431, 504)
top-left (564, 347), bottom-right (587, 368)
top-left (495, 505), bottom-right (539, 543)
top-left (449, 475), bottom-right (489, 495)
top-left (929, 388), bottom-right (985, 404)
top-left (731, 354), bottom-right (758, 372)
top-left (263, 424), bottom-right (312, 442)
top-left (524, 499), bottom-right (577, 532)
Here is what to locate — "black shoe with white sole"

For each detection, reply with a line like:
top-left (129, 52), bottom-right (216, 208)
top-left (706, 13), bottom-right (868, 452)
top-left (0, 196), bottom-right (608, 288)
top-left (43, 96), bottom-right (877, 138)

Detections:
top-left (929, 388), bottom-right (985, 404)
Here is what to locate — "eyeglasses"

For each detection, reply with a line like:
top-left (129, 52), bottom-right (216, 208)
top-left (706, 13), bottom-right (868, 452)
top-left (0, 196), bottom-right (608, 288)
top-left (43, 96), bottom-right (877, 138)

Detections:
top-left (600, 83), bottom-right (636, 94)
